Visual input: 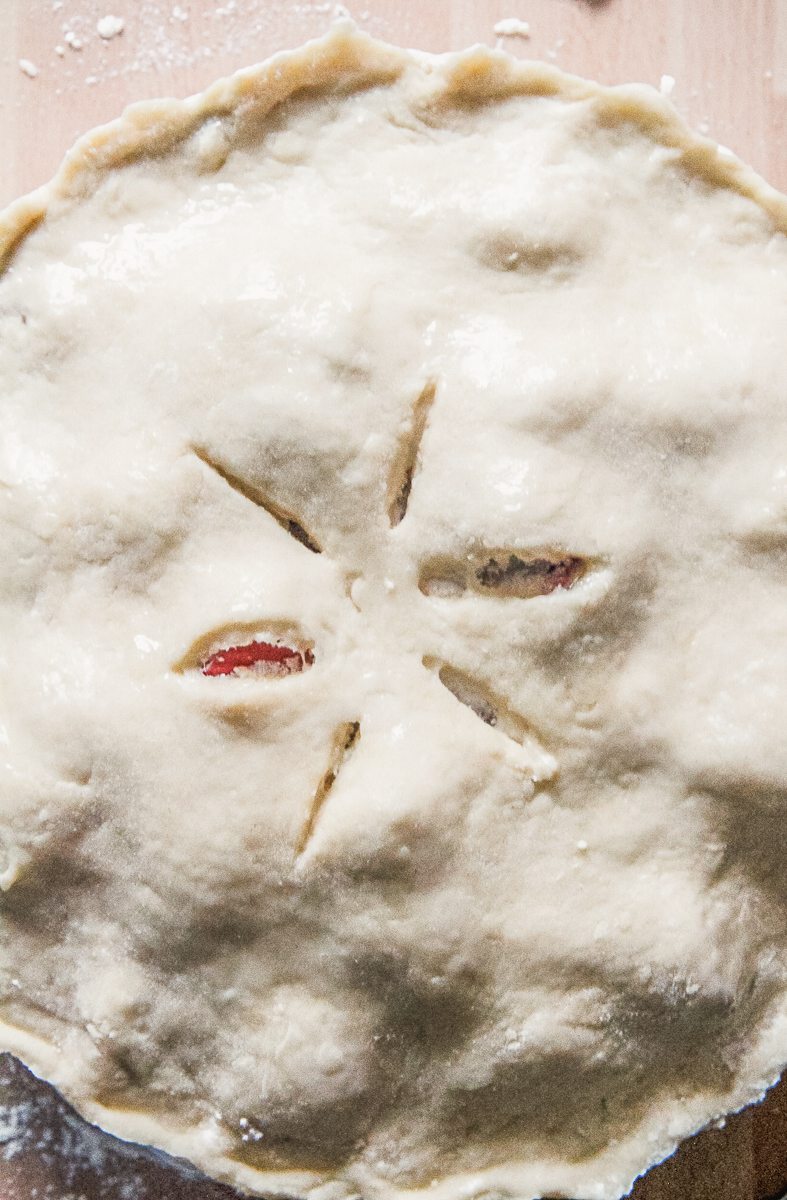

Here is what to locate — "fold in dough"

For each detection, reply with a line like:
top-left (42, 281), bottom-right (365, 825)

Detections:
top-left (1, 23), bottom-right (786, 1200)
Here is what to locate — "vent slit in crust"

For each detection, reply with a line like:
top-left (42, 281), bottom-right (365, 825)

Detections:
top-left (387, 381), bottom-right (436, 526)
top-left (296, 721), bottom-right (361, 856)
top-left (173, 624), bottom-right (315, 677)
top-left (475, 552), bottom-right (586, 597)
top-left (193, 445), bottom-right (322, 553)
top-left (200, 639), bottom-right (313, 677)
top-left (425, 658), bottom-right (554, 779)
top-left (420, 550), bottom-right (588, 599)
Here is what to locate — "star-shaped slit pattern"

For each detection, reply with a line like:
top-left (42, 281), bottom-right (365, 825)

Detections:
top-left (182, 385), bottom-right (588, 854)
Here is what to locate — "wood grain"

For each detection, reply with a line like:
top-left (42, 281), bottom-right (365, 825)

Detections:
top-left (0, 1), bottom-right (786, 1197)
top-left (1, 0), bottom-right (786, 205)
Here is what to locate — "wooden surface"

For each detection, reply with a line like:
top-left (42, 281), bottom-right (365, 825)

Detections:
top-left (1, 0), bottom-right (786, 204)
top-left (0, 1), bottom-right (786, 1197)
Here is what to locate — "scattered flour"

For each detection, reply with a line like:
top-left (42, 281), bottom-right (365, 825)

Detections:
top-left (97, 15), bottom-right (126, 39)
top-left (493, 17), bottom-right (531, 37)
top-left (41, 0), bottom-right (378, 84)
top-left (18, 59), bottom-right (39, 78)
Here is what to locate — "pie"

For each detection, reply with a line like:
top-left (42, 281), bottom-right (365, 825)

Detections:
top-left (1, 24), bottom-right (786, 1200)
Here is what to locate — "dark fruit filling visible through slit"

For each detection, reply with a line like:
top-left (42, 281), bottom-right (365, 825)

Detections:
top-left (475, 553), bottom-right (585, 598)
top-left (420, 551), bottom-right (587, 600)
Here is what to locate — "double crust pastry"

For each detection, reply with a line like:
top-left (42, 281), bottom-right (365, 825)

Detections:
top-left (1, 25), bottom-right (787, 1200)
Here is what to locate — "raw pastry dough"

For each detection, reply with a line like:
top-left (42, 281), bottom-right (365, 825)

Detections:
top-left (1, 25), bottom-right (786, 1200)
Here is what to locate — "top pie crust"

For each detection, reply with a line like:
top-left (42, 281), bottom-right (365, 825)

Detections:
top-left (1, 23), bottom-right (787, 1200)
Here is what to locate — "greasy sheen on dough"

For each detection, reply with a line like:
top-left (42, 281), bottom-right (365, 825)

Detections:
top-left (1, 24), bottom-right (787, 1200)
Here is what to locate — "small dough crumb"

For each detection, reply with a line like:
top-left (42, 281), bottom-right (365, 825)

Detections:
top-left (97, 15), bottom-right (125, 39)
top-left (659, 74), bottom-right (676, 96)
top-left (64, 30), bottom-right (84, 50)
top-left (494, 17), bottom-right (531, 37)
top-left (18, 59), bottom-right (39, 78)
top-left (54, 44), bottom-right (66, 56)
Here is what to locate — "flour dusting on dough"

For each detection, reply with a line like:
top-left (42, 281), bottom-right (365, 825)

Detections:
top-left (0, 27), bottom-right (786, 1200)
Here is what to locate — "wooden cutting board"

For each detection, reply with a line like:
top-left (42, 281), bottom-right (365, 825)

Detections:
top-left (0, 2), bottom-right (785, 1197)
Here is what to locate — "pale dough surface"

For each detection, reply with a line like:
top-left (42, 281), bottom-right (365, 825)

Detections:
top-left (1, 25), bottom-right (787, 1200)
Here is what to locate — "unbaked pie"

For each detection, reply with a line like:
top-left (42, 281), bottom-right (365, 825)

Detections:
top-left (1, 24), bottom-right (786, 1200)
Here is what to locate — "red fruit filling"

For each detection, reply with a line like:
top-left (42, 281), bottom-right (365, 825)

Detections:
top-left (201, 640), bottom-right (314, 678)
